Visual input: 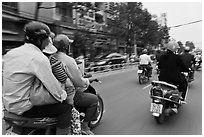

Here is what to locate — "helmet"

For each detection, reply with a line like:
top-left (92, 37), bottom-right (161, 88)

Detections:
top-left (166, 40), bottom-right (179, 52)
top-left (184, 46), bottom-right (190, 52)
top-left (24, 21), bottom-right (51, 41)
top-left (53, 34), bottom-right (74, 52)
top-left (142, 49), bottom-right (148, 54)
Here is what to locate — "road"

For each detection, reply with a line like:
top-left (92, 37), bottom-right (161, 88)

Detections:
top-left (2, 65), bottom-right (202, 135)
top-left (91, 66), bottom-right (202, 135)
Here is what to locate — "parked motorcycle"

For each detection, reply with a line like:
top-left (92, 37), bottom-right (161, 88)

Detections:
top-left (138, 65), bottom-right (150, 84)
top-left (149, 80), bottom-right (187, 124)
top-left (3, 79), bottom-right (104, 135)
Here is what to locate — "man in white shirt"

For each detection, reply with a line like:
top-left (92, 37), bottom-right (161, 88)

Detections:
top-left (53, 34), bottom-right (98, 135)
top-left (139, 49), bottom-right (153, 77)
top-left (3, 21), bottom-right (72, 135)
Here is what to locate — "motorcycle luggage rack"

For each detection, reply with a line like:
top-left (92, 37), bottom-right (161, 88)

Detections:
top-left (151, 95), bottom-right (182, 104)
top-left (152, 81), bottom-right (177, 90)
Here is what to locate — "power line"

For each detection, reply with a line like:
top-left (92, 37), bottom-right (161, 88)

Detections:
top-left (169, 20), bottom-right (202, 28)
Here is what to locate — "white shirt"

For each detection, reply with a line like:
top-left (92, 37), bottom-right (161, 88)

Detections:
top-left (3, 43), bottom-right (67, 115)
top-left (139, 54), bottom-right (152, 65)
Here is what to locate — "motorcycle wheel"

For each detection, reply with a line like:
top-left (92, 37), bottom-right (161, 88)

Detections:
top-left (89, 95), bottom-right (104, 129)
top-left (155, 109), bottom-right (165, 124)
top-left (139, 75), bottom-right (143, 84)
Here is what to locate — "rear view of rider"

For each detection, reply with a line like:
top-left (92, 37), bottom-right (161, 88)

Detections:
top-left (3, 21), bottom-right (73, 135)
top-left (180, 46), bottom-right (196, 81)
top-left (158, 40), bottom-right (188, 104)
top-left (139, 49), bottom-right (153, 77)
top-left (52, 34), bottom-right (98, 135)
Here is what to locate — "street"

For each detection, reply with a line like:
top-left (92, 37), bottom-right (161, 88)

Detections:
top-left (2, 65), bottom-right (202, 135)
top-left (91, 66), bottom-right (202, 135)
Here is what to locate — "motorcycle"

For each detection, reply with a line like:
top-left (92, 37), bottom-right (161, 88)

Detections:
top-left (195, 59), bottom-right (202, 71)
top-left (155, 63), bottom-right (160, 74)
top-left (149, 80), bottom-right (187, 124)
top-left (137, 65), bottom-right (150, 84)
top-left (187, 67), bottom-right (194, 83)
top-left (3, 78), bottom-right (104, 135)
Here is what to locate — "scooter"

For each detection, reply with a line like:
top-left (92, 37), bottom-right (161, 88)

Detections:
top-left (3, 78), bottom-right (104, 135)
top-left (137, 65), bottom-right (150, 84)
top-left (149, 80), bottom-right (187, 124)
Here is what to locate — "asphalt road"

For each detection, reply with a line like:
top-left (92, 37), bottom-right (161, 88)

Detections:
top-left (91, 66), bottom-right (202, 135)
top-left (2, 65), bottom-right (202, 135)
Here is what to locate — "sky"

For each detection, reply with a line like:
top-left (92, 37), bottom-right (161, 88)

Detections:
top-left (142, 1), bottom-right (202, 48)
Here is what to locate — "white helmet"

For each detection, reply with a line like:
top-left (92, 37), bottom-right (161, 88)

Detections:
top-left (166, 40), bottom-right (179, 52)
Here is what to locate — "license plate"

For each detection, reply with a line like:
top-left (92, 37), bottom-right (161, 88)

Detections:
top-left (150, 103), bottom-right (163, 114)
top-left (137, 69), bottom-right (143, 73)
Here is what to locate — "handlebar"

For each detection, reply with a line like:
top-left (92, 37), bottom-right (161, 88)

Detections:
top-left (89, 78), bottom-right (102, 83)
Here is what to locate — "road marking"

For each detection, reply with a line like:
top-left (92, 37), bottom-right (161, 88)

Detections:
top-left (142, 84), bottom-right (151, 90)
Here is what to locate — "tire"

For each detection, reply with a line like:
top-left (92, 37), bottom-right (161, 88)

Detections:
top-left (139, 75), bottom-right (144, 84)
top-left (155, 113), bottom-right (165, 124)
top-left (89, 95), bottom-right (104, 129)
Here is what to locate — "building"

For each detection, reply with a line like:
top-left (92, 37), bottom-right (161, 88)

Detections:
top-left (2, 2), bottom-right (126, 56)
top-left (2, 2), bottom-right (76, 54)
top-left (157, 13), bottom-right (167, 26)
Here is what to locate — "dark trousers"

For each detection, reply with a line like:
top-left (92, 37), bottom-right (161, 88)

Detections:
top-left (177, 76), bottom-right (188, 100)
top-left (22, 102), bottom-right (72, 128)
top-left (74, 91), bottom-right (98, 122)
top-left (139, 64), bottom-right (152, 76)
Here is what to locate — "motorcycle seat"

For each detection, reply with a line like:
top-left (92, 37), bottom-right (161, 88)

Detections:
top-left (3, 110), bottom-right (57, 128)
top-left (152, 81), bottom-right (177, 90)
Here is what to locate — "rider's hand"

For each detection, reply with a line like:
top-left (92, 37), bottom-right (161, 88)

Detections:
top-left (65, 92), bottom-right (75, 105)
top-left (89, 78), bottom-right (98, 83)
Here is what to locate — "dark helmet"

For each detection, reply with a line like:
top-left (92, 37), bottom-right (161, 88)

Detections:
top-left (142, 49), bottom-right (148, 54)
top-left (24, 21), bottom-right (51, 41)
top-left (53, 34), bottom-right (73, 52)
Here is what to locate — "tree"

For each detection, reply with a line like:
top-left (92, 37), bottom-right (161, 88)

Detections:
top-left (107, 2), bottom-right (170, 54)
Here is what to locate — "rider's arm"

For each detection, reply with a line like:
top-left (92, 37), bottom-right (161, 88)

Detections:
top-left (63, 57), bottom-right (90, 92)
top-left (31, 57), bottom-right (67, 102)
top-left (148, 55), bottom-right (153, 64)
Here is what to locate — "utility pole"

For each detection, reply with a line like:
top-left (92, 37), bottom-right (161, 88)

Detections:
top-left (34, 2), bottom-right (42, 20)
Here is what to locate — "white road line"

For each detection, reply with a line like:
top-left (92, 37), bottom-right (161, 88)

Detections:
top-left (142, 84), bottom-right (151, 90)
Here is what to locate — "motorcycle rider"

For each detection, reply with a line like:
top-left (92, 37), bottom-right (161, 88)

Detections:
top-left (195, 52), bottom-right (202, 69)
top-left (2, 21), bottom-right (73, 135)
top-left (158, 40), bottom-right (188, 112)
top-left (43, 37), bottom-right (76, 105)
top-left (139, 49), bottom-right (153, 77)
top-left (52, 34), bottom-right (98, 135)
top-left (180, 46), bottom-right (196, 81)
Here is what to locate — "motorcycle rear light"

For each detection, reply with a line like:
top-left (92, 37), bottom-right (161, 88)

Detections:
top-left (154, 99), bottom-right (161, 103)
